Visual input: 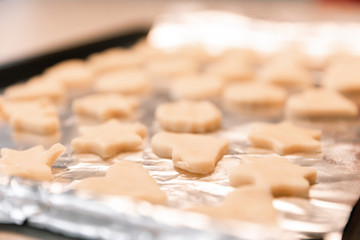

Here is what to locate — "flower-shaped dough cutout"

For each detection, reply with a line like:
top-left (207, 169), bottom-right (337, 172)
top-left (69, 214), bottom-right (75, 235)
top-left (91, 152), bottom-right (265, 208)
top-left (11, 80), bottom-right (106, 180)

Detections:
top-left (229, 156), bottom-right (317, 198)
top-left (1, 99), bottom-right (60, 134)
top-left (76, 161), bottom-right (167, 204)
top-left (223, 82), bottom-right (287, 108)
top-left (286, 88), bottom-right (358, 118)
top-left (0, 143), bottom-right (66, 181)
top-left (44, 59), bottom-right (95, 89)
top-left (4, 76), bottom-right (65, 103)
top-left (189, 186), bottom-right (277, 224)
top-left (205, 58), bottom-right (254, 82)
top-left (171, 74), bottom-right (223, 100)
top-left (94, 69), bottom-right (152, 96)
top-left (72, 93), bottom-right (138, 121)
top-left (71, 119), bottom-right (147, 158)
top-left (155, 100), bottom-right (222, 133)
top-left (248, 121), bottom-right (321, 155)
top-left (151, 132), bottom-right (229, 174)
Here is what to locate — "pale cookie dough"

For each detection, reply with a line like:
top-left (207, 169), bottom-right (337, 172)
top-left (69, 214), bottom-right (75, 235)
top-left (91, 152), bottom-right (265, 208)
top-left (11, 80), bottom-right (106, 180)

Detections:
top-left (229, 156), bottom-right (317, 198)
top-left (324, 61), bottom-right (360, 94)
top-left (76, 161), bottom-right (167, 204)
top-left (171, 74), bottom-right (223, 100)
top-left (0, 143), bottom-right (66, 181)
top-left (4, 76), bottom-right (65, 103)
top-left (205, 58), bottom-right (254, 82)
top-left (1, 99), bottom-right (60, 134)
top-left (87, 48), bottom-right (144, 74)
top-left (145, 55), bottom-right (200, 79)
top-left (257, 59), bottom-right (313, 89)
top-left (44, 59), bottom-right (95, 90)
top-left (248, 121), bottom-right (322, 155)
top-left (155, 100), bottom-right (222, 133)
top-left (286, 88), bottom-right (358, 118)
top-left (189, 186), bottom-right (277, 224)
top-left (94, 69), bottom-right (151, 95)
top-left (71, 119), bottom-right (147, 158)
top-left (219, 48), bottom-right (260, 65)
top-left (223, 82), bottom-right (287, 108)
top-left (72, 93), bottom-right (138, 121)
top-left (151, 132), bottom-right (229, 174)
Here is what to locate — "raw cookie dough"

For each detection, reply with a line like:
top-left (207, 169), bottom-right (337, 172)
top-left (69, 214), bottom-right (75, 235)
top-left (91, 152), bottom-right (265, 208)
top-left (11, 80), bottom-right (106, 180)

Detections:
top-left (324, 61), bottom-right (360, 94)
top-left (4, 76), bottom-right (65, 103)
top-left (72, 93), bottom-right (138, 121)
top-left (151, 132), bottom-right (229, 174)
top-left (76, 161), bottom-right (167, 204)
top-left (71, 119), bottom-right (147, 158)
top-left (171, 74), bottom-right (223, 100)
top-left (229, 156), bottom-right (317, 198)
top-left (223, 82), bottom-right (287, 108)
top-left (1, 99), bottom-right (60, 134)
top-left (205, 58), bottom-right (254, 82)
top-left (257, 59), bottom-right (313, 89)
top-left (0, 143), bottom-right (66, 181)
top-left (248, 121), bottom-right (322, 155)
top-left (44, 59), bottom-right (95, 90)
top-left (189, 186), bottom-right (277, 224)
top-left (219, 48), bottom-right (260, 65)
top-left (94, 69), bottom-right (152, 95)
top-left (286, 88), bottom-right (358, 118)
top-left (155, 100), bottom-right (222, 133)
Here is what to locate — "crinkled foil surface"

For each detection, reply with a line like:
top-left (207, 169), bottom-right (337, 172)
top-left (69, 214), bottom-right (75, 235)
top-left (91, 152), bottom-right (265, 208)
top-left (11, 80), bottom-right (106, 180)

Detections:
top-left (1, 11), bottom-right (360, 240)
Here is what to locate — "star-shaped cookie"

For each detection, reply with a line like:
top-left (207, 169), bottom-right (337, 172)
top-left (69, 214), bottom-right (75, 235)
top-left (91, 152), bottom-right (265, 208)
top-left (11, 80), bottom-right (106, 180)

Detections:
top-left (248, 121), bottom-right (321, 155)
top-left (71, 119), bottom-right (147, 158)
top-left (72, 93), bottom-right (138, 121)
top-left (151, 132), bottom-right (229, 174)
top-left (76, 161), bottom-right (167, 204)
top-left (1, 99), bottom-right (60, 134)
top-left (229, 156), bottom-right (317, 198)
top-left (0, 143), bottom-right (66, 181)
top-left (155, 100), bottom-right (222, 133)
top-left (286, 88), bottom-right (358, 118)
top-left (189, 186), bottom-right (277, 224)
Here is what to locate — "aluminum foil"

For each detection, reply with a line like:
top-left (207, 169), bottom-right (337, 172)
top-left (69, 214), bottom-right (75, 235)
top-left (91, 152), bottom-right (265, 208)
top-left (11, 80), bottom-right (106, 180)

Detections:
top-left (1, 10), bottom-right (360, 240)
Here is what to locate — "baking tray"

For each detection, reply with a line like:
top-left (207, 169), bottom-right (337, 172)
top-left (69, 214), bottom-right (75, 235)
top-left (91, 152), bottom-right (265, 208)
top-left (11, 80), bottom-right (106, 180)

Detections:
top-left (1, 12), bottom-right (360, 240)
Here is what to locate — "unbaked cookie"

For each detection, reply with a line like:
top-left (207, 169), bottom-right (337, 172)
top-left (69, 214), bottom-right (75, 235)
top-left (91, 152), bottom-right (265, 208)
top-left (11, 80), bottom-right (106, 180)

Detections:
top-left (229, 156), bottom-right (317, 197)
top-left (155, 100), bottom-right (222, 133)
top-left (257, 59), bottom-right (313, 89)
top-left (87, 48), bottom-right (144, 74)
top-left (248, 121), bottom-right (322, 155)
top-left (205, 58), bottom-right (254, 82)
top-left (223, 82), bottom-right (287, 108)
top-left (170, 74), bottom-right (223, 100)
top-left (286, 88), bottom-right (358, 118)
top-left (151, 132), bottom-right (229, 174)
top-left (94, 69), bottom-right (151, 96)
top-left (1, 99), bottom-right (60, 135)
top-left (44, 59), bottom-right (95, 90)
top-left (324, 61), bottom-right (360, 94)
top-left (72, 93), bottom-right (138, 121)
top-left (76, 161), bottom-right (167, 204)
top-left (0, 143), bottom-right (66, 181)
top-left (4, 76), bottom-right (65, 103)
top-left (189, 186), bottom-right (277, 224)
top-left (71, 119), bottom-right (147, 158)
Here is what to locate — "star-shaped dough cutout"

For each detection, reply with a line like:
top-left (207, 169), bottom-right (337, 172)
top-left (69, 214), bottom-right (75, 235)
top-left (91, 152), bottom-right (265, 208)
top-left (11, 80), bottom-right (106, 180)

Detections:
top-left (151, 132), bottom-right (229, 174)
top-left (286, 88), bottom-right (358, 118)
top-left (189, 186), bottom-right (277, 224)
top-left (76, 161), bottom-right (167, 204)
top-left (1, 99), bottom-right (60, 134)
top-left (229, 156), bottom-right (317, 198)
top-left (0, 143), bottom-right (66, 181)
top-left (71, 119), bottom-right (147, 158)
top-left (248, 121), bottom-right (321, 155)
top-left (155, 100), bottom-right (222, 133)
top-left (72, 93), bottom-right (138, 121)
